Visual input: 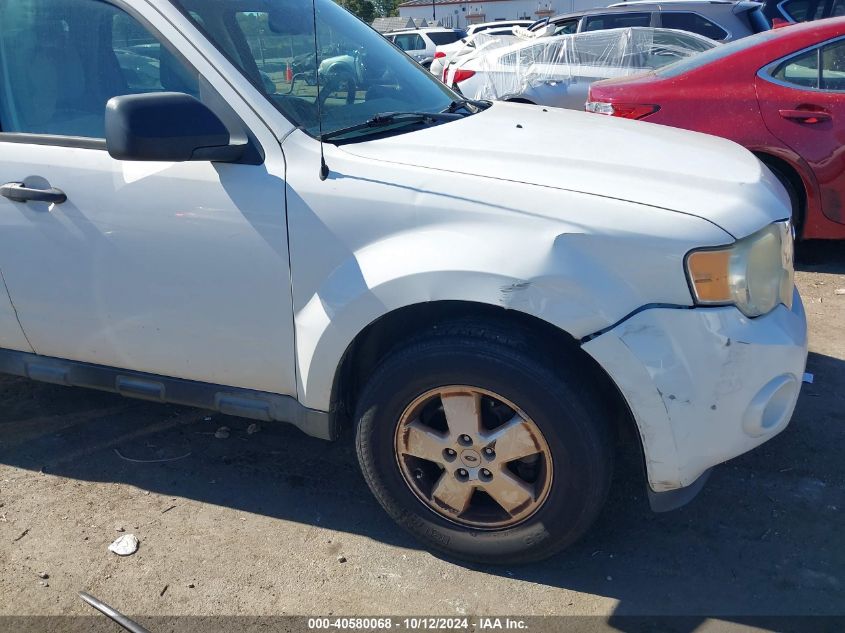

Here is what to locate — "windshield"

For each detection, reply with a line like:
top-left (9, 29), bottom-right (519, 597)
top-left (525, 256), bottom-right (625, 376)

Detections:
top-left (169, 0), bottom-right (458, 139)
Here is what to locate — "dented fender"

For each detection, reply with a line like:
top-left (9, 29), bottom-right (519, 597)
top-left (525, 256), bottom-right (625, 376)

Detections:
top-left (583, 290), bottom-right (807, 492)
top-left (282, 129), bottom-right (734, 411)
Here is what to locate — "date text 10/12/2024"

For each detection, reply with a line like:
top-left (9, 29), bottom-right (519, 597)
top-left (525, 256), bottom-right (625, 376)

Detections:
top-left (308, 618), bottom-right (528, 630)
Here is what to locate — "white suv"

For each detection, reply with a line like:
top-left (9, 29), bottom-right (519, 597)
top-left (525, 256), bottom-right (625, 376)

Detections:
top-left (385, 27), bottom-right (466, 66)
top-left (0, 0), bottom-right (807, 563)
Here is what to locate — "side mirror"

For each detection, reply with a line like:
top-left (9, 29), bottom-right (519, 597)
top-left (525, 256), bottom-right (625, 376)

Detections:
top-left (105, 92), bottom-right (246, 162)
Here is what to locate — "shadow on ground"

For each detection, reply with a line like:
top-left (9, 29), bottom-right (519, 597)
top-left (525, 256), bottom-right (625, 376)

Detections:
top-left (796, 240), bottom-right (845, 274)
top-left (0, 347), bottom-right (842, 628)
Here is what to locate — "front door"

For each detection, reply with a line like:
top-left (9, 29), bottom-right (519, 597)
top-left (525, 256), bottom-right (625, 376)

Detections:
top-left (0, 0), bottom-right (297, 395)
top-left (756, 36), bottom-right (845, 226)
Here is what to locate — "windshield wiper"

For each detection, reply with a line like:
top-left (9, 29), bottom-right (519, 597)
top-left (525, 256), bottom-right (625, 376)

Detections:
top-left (319, 111), bottom-right (464, 142)
top-left (444, 98), bottom-right (491, 114)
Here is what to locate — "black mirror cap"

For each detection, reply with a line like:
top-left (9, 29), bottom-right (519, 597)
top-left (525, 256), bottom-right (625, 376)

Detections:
top-left (105, 92), bottom-right (245, 163)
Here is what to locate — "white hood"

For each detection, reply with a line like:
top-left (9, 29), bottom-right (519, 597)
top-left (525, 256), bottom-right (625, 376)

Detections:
top-left (338, 102), bottom-right (789, 239)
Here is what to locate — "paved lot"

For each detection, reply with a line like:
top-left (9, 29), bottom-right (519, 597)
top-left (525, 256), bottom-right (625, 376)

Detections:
top-left (0, 243), bottom-right (843, 626)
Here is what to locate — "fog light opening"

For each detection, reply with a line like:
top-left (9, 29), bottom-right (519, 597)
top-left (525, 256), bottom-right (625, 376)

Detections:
top-left (742, 375), bottom-right (798, 438)
top-left (761, 380), bottom-right (794, 431)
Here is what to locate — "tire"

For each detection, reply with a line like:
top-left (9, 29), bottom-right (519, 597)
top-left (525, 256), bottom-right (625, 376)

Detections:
top-left (354, 322), bottom-right (613, 564)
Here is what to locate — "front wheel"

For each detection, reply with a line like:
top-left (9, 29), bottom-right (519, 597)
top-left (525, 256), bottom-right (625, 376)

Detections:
top-left (354, 324), bottom-right (613, 564)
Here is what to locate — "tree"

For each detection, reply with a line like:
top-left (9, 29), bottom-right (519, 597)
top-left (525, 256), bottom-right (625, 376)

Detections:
top-left (354, 0), bottom-right (377, 23)
top-left (371, 0), bottom-right (403, 17)
top-left (337, 0), bottom-right (394, 19)
top-left (335, 0), bottom-right (373, 21)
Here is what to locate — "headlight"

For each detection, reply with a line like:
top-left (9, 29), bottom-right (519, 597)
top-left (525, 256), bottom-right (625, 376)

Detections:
top-left (685, 221), bottom-right (794, 318)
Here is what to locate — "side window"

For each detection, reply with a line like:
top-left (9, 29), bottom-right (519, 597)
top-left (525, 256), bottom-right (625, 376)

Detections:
top-left (0, 0), bottom-right (199, 139)
top-left (821, 40), bottom-right (845, 90)
top-left (393, 34), bottom-right (425, 51)
top-left (779, 0), bottom-right (823, 21)
top-left (553, 19), bottom-right (579, 35)
top-left (832, 0), bottom-right (845, 17)
top-left (582, 12), bottom-right (652, 31)
top-left (771, 39), bottom-right (845, 91)
top-left (772, 47), bottom-right (819, 88)
top-left (393, 34), bottom-right (411, 50)
top-left (659, 12), bottom-right (729, 41)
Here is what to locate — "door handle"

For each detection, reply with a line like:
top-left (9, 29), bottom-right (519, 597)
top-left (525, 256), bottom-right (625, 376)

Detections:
top-left (1, 182), bottom-right (67, 204)
top-left (778, 109), bottom-right (831, 124)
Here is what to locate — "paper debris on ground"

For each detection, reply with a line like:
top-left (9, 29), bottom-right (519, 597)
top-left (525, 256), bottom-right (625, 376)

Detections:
top-left (108, 534), bottom-right (139, 556)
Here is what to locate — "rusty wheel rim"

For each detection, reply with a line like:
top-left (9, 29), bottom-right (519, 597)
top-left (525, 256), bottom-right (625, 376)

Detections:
top-left (394, 386), bottom-right (554, 530)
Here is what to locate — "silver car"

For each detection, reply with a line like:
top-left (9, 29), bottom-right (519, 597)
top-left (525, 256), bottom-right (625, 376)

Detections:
top-left (451, 27), bottom-right (718, 110)
top-left (528, 0), bottom-right (771, 42)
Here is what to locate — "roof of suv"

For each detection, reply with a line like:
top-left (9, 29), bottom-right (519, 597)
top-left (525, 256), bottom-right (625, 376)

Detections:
top-left (542, 0), bottom-right (763, 23)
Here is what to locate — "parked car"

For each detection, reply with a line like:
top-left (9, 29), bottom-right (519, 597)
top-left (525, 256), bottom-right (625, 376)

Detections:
top-left (430, 27), bottom-right (521, 79)
top-left (439, 2), bottom-right (764, 85)
top-left (527, 0), bottom-right (771, 42)
top-left (430, 20), bottom-right (535, 78)
top-left (465, 19), bottom-right (535, 36)
top-left (385, 27), bottom-right (466, 67)
top-left (763, 0), bottom-right (845, 25)
top-left (587, 18), bottom-right (845, 240)
top-left (0, 0), bottom-right (806, 563)
top-left (447, 28), bottom-right (717, 110)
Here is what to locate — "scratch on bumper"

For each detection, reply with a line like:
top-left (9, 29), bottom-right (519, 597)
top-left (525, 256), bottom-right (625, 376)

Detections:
top-left (582, 289), bottom-right (808, 493)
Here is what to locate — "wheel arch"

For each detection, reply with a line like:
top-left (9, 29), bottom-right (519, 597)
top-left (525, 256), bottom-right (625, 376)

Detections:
top-left (753, 149), bottom-right (812, 235)
top-left (327, 300), bottom-right (640, 457)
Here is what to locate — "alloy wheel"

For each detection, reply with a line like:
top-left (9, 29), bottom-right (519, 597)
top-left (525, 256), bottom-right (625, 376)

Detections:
top-left (394, 386), bottom-right (554, 530)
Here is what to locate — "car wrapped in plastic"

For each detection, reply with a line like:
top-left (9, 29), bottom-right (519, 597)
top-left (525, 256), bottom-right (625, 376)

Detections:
top-left (447, 27), bottom-right (718, 110)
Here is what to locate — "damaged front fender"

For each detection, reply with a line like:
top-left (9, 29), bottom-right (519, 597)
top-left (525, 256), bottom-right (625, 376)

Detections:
top-left (583, 290), bottom-right (807, 493)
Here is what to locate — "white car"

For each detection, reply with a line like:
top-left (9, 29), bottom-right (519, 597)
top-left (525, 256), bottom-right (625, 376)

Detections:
top-left (0, 0), bottom-right (806, 563)
top-left (385, 27), bottom-right (466, 67)
top-left (448, 27), bottom-right (717, 109)
top-left (430, 20), bottom-right (534, 78)
top-left (430, 28), bottom-right (521, 81)
top-left (466, 19), bottom-right (535, 37)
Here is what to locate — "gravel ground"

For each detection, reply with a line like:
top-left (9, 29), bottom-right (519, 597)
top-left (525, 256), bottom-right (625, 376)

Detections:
top-left (0, 242), bottom-right (842, 627)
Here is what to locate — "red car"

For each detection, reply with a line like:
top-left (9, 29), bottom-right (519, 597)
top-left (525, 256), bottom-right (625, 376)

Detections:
top-left (586, 18), bottom-right (845, 240)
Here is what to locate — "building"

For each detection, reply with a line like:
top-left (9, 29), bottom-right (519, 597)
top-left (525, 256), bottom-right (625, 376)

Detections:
top-left (371, 16), bottom-right (430, 32)
top-left (397, 0), bottom-right (616, 30)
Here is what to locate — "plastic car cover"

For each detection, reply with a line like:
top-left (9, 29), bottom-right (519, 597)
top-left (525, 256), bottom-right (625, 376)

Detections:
top-left (512, 24), bottom-right (556, 39)
top-left (461, 27), bottom-right (717, 102)
top-left (454, 32), bottom-right (521, 61)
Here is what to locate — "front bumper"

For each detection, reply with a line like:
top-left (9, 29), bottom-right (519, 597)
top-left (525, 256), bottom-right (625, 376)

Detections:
top-left (583, 289), bottom-right (808, 496)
